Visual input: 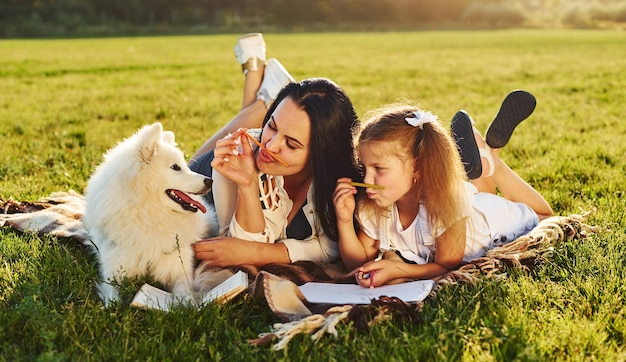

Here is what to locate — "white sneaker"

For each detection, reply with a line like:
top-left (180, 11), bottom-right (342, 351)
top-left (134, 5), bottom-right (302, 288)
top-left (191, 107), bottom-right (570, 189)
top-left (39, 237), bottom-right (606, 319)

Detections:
top-left (234, 33), bottom-right (266, 73)
top-left (257, 58), bottom-right (295, 108)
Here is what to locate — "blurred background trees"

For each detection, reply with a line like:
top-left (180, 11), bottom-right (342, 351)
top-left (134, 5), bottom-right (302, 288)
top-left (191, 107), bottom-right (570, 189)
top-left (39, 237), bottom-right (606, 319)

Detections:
top-left (1, 0), bottom-right (625, 37)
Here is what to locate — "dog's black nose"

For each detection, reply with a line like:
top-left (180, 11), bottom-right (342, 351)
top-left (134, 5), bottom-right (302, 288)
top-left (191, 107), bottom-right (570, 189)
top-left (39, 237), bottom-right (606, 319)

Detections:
top-left (204, 177), bottom-right (213, 190)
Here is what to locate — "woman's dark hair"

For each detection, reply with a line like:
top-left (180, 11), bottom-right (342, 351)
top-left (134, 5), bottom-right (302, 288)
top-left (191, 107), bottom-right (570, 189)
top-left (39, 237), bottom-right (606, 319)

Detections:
top-left (262, 78), bottom-right (361, 240)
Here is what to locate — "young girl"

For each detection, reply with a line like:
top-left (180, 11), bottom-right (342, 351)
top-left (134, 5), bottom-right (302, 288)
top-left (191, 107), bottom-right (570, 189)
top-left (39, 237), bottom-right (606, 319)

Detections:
top-left (333, 102), bottom-right (553, 287)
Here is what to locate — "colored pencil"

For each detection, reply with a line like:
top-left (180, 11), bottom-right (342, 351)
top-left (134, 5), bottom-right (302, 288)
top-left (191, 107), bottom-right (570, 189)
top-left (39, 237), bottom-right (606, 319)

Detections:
top-left (243, 131), bottom-right (289, 168)
top-left (350, 181), bottom-right (385, 189)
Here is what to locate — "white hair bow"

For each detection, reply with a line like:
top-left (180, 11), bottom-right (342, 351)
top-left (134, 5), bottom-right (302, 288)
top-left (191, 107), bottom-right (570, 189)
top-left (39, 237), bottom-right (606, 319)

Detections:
top-left (405, 111), bottom-right (437, 129)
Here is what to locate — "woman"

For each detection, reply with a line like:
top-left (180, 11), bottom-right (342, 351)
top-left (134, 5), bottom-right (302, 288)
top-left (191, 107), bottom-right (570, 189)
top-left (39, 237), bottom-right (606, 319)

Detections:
top-left (192, 34), bottom-right (362, 267)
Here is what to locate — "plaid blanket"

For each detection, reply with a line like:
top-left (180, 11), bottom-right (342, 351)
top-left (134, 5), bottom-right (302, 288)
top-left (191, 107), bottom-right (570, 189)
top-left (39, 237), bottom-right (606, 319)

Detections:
top-left (1, 191), bottom-right (596, 350)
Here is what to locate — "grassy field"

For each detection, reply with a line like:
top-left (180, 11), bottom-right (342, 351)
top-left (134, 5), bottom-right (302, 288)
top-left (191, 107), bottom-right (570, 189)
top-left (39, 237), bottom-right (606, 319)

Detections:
top-left (1, 30), bottom-right (625, 360)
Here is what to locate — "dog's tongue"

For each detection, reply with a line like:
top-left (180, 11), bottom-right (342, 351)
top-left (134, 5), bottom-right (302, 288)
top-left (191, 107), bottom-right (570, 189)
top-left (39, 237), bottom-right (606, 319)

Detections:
top-left (173, 190), bottom-right (207, 213)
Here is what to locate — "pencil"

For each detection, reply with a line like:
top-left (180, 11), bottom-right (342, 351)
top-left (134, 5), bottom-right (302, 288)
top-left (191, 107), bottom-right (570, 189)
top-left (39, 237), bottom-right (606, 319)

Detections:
top-left (350, 181), bottom-right (385, 190)
top-left (243, 131), bottom-right (289, 168)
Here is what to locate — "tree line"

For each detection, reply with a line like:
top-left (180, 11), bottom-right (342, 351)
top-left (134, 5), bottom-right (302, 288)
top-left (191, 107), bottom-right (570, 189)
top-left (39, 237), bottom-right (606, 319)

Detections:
top-left (1, 0), bottom-right (625, 37)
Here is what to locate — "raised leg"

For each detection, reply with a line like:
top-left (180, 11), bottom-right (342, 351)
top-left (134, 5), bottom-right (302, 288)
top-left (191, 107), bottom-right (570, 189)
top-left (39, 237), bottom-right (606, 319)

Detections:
top-left (472, 132), bottom-right (553, 220)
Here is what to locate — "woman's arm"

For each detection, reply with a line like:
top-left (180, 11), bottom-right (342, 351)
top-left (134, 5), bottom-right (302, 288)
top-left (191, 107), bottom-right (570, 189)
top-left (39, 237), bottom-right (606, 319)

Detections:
top-left (232, 177), bottom-right (266, 233)
top-left (227, 189), bottom-right (340, 264)
top-left (279, 234), bottom-right (339, 264)
top-left (211, 168), bottom-right (237, 236)
top-left (211, 129), bottom-right (267, 233)
top-left (194, 236), bottom-right (290, 267)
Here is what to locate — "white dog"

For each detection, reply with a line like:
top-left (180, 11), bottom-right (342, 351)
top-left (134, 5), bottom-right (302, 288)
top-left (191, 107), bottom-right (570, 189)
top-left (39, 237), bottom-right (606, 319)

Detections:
top-left (83, 122), bottom-right (216, 306)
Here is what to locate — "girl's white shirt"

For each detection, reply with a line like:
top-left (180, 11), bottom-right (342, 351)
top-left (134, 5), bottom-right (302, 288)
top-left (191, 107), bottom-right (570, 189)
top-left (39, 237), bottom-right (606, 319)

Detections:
top-left (212, 169), bottom-right (339, 264)
top-left (358, 182), bottom-right (538, 264)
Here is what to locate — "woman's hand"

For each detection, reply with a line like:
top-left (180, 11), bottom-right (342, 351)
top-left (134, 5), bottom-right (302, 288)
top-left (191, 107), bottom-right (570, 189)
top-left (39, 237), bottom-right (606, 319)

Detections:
top-left (194, 236), bottom-right (257, 267)
top-left (210, 128), bottom-right (258, 188)
top-left (333, 177), bottom-right (357, 225)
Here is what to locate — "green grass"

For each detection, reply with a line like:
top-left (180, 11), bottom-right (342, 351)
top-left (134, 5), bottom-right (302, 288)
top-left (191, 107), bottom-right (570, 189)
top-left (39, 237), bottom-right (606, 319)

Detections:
top-left (1, 30), bottom-right (625, 360)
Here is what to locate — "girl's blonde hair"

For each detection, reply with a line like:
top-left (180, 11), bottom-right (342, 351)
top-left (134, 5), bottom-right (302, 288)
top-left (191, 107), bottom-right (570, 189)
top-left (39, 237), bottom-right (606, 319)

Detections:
top-left (357, 103), bottom-right (469, 234)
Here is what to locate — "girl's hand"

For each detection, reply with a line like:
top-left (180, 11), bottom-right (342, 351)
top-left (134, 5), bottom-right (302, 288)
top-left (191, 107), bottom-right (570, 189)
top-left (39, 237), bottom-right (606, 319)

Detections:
top-left (355, 259), bottom-right (401, 288)
top-left (210, 128), bottom-right (258, 187)
top-left (332, 177), bottom-right (357, 225)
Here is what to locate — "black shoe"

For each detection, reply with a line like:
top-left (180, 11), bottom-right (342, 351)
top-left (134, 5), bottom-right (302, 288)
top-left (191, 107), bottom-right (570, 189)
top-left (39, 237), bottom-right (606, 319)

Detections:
top-left (451, 110), bottom-right (482, 180)
top-left (485, 90), bottom-right (536, 149)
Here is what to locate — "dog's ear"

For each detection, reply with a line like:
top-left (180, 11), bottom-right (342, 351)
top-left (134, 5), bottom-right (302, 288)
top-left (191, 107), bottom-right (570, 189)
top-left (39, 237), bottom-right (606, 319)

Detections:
top-left (162, 131), bottom-right (177, 146)
top-left (138, 123), bottom-right (163, 163)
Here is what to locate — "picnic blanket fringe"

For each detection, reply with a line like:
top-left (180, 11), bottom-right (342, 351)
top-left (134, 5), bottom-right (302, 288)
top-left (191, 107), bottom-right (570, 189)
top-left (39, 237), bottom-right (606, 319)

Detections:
top-left (248, 212), bottom-right (597, 350)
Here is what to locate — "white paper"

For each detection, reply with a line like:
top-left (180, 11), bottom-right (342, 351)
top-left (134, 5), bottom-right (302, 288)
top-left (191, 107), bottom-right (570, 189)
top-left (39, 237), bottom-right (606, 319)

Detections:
top-left (130, 283), bottom-right (176, 311)
top-left (130, 270), bottom-right (248, 311)
top-left (201, 270), bottom-right (248, 304)
top-left (298, 280), bottom-right (435, 305)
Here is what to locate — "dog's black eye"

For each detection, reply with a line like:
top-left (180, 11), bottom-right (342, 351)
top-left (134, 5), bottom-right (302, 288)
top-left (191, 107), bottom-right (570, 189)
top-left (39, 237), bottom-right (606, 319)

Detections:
top-left (170, 164), bottom-right (181, 171)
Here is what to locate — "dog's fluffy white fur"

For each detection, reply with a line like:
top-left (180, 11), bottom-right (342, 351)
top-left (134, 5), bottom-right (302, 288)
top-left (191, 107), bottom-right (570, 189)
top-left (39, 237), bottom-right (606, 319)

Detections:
top-left (83, 122), bottom-right (217, 306)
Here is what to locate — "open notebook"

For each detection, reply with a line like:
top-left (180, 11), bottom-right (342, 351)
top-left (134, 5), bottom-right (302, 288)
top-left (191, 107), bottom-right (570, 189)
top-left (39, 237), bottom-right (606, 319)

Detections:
top-left (131, 270), bottom-right (248, 311)
top-left (298, 279), bottom-right (435, 305)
